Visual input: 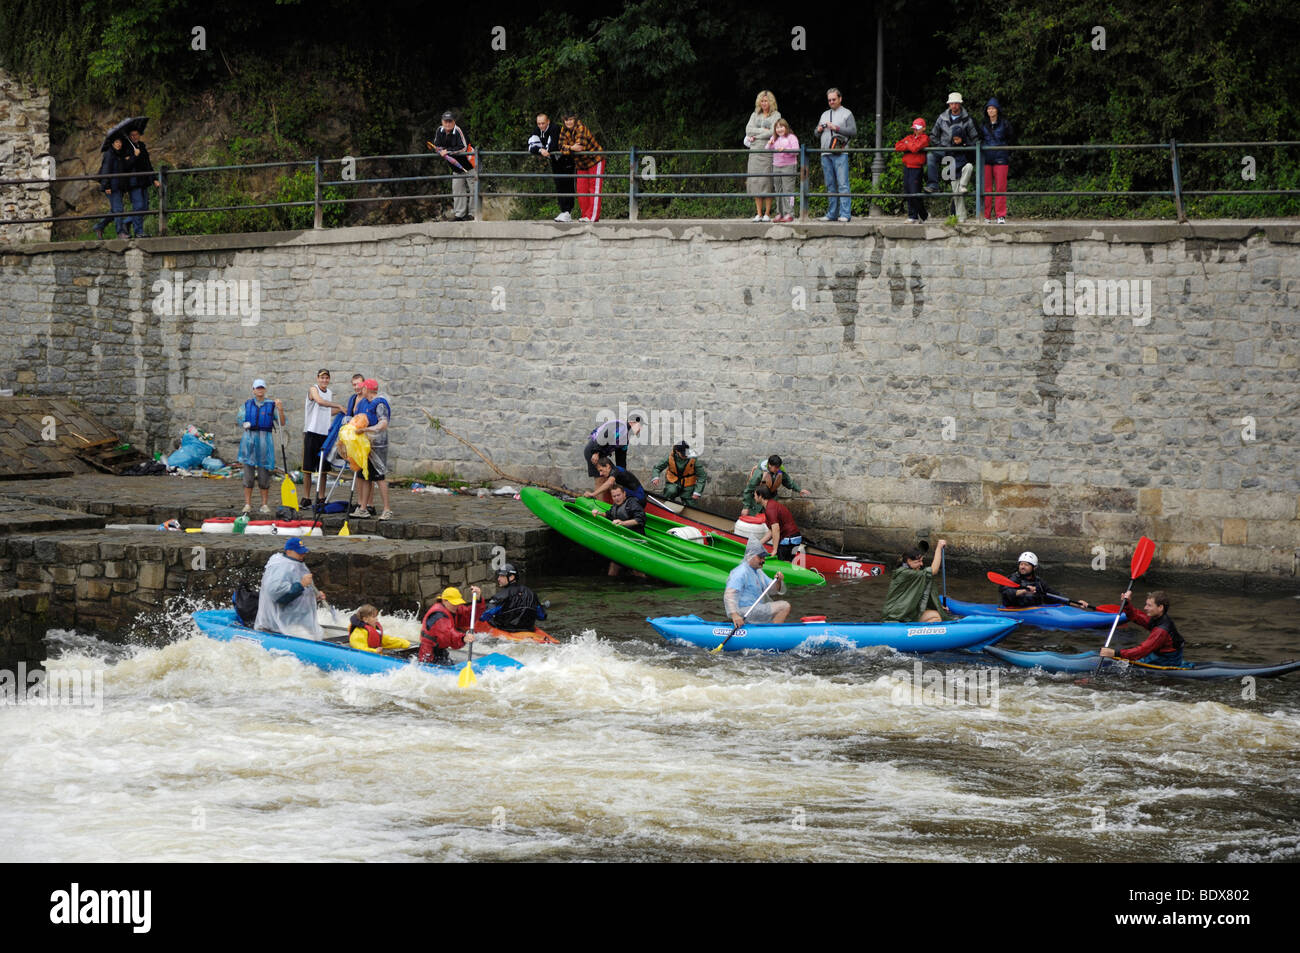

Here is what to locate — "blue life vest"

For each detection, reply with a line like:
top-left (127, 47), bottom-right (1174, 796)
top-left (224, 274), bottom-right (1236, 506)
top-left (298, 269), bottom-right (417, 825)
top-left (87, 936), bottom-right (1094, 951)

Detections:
top-left (244, 398), bottom-right (276, 431)
top-left (359, 396), bottom-right (391, 426)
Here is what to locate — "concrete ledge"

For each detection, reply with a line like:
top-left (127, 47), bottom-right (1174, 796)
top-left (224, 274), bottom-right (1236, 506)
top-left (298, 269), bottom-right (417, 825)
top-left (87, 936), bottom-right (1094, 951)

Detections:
top-left (6, 217), bottom-right (1300, 256)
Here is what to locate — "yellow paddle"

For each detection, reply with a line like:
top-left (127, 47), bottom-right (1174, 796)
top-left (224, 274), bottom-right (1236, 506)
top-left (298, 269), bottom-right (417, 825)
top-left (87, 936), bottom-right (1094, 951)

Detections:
top-left (458, 593), bottom-right (478, 688)
top-left (278, 426), bottom-right (299, 510)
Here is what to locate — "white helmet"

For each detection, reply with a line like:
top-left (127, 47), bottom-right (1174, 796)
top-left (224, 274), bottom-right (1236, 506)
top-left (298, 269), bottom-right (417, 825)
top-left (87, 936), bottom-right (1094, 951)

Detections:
top-left (1017, 551), bottom-right (1039, 567)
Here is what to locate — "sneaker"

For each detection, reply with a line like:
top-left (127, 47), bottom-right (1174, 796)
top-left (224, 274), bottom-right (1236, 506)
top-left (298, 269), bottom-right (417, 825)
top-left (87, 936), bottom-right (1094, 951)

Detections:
top-left (838, 217), bottom-right (850, 223)
top-left (820, 215), bottom-right (834, 221)
top-left (350, 504), bottom-right (367, 517)
top-left (997, 216), bottom-right (1006, 224)
top-left (554, 211), bottom-right (572, 222)
top-left (579, 216), bottom-right (591, 222)
top-left (241, 503), bottom-right (251, 515)
top-left (923, 183), bottom-right (938, 194)
top-left (761, 215), bottom-right (771, 222)
top-left (752, 214), bottom-right (762, 222)
top-left (906, 217), bottom-right (919, 224)
top-left (298, 499), bottom-right (314, 511)
top-left (258, 504), bottom-right (271, 515)
top-left (378, 509), bottom-right (393, 521)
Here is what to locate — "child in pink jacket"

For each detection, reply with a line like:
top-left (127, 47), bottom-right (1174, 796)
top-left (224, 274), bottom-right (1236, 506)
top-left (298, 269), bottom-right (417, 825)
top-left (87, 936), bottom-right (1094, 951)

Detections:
top-left (767, 118), bottom-right (800, 222)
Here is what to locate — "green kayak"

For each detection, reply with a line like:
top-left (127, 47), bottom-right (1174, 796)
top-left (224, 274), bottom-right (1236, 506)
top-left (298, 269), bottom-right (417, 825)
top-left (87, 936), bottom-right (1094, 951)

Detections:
top-left (521, 487), bottom-right (825, 589)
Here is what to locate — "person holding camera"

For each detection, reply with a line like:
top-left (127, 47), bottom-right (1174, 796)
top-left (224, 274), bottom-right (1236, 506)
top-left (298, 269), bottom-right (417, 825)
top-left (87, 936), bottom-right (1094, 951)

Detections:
top-left (815, 88), bottom-right (857, 222)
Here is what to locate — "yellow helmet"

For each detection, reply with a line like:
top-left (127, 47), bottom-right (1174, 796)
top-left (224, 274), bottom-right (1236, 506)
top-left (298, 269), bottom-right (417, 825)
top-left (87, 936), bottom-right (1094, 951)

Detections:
top-left (439, 586), bottom-right (466, 606)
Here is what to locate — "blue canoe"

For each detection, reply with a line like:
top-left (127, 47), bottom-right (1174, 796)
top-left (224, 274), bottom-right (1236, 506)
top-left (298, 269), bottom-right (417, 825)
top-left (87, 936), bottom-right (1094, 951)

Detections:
top-left (983, 645), bottom-right (1300, 680)
top-left (944, 596), bottom-right (1127, 631)
top-left (192, 609), bottom-right (524, 677)
top-left (647, 614), bottom-right (1018, 653)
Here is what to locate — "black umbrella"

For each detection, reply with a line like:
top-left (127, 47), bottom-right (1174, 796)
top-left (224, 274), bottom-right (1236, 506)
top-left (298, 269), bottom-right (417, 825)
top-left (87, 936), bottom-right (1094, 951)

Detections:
top-left (101, 116), bottom-right (148, 152)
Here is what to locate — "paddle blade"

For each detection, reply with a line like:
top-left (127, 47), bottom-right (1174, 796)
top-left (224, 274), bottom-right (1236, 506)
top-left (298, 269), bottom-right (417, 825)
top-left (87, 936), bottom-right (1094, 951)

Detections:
top-left (986, 571), bottom-right (1019, 589)
top-left (338, 521), bottom-right (351, 536)
top-left (1095, 604), bottom-right (1123, 614)
top-left (457, 661), bottom-right (477, 688)
top-left (1130, 536), bottom-right (1155, 580)
top-left (281, 476), bottom-right (299, 510)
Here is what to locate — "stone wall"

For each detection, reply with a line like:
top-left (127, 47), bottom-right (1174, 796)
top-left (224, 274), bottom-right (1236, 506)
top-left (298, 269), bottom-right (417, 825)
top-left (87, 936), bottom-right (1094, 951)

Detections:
top-left (1, 220), bottom-right (1297, 577)
top-left (0, 531), bottom-right (497, 633)
top-left (0, 67), bottom-right (51, 244)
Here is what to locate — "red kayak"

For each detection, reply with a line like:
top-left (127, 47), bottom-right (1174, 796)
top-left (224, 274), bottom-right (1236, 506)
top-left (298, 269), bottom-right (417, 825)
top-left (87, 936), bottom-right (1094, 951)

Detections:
top-left (644, 494), bottom-right (886, 578)
top-left (470, 619), bottom-right (558, 644)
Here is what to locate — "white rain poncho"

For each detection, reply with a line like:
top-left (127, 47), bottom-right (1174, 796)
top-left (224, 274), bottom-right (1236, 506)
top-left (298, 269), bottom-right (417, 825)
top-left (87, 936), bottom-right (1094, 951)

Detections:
top-left (254, 552), bottom-right (323, 640)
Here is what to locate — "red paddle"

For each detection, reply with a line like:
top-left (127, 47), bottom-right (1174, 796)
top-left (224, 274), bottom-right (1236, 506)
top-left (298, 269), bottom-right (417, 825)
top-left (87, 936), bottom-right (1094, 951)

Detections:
top-left (1101, 536), bottom-right (1155, 654)
top-left (985, 571), bottom-right (1101, 609)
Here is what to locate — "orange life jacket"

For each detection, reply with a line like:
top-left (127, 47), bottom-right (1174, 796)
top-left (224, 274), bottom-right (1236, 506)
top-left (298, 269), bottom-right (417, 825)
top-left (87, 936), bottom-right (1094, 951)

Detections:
top-left (665, 454), bottom-right (697, 488)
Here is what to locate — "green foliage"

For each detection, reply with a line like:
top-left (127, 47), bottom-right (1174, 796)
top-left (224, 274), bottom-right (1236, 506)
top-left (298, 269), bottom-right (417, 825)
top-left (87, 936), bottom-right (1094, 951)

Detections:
top-left (164, 167), bottom-right (344, 235)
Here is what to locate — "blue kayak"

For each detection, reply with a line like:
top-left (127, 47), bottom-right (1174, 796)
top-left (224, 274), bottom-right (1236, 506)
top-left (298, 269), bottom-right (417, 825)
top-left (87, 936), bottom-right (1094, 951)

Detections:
top-left (647, 614), bottom-right (1018, 653)
top-left (984, 645), bottom-right (1300, 679)
top-left (944, 596), bottom-right (1126, 631)
top-left (192, 609), bottom-right (524, 677)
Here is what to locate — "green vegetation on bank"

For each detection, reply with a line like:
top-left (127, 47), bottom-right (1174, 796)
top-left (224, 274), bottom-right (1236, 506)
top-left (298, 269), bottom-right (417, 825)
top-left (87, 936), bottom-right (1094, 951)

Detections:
top-left (5, 0), bottom-right (1298, 230)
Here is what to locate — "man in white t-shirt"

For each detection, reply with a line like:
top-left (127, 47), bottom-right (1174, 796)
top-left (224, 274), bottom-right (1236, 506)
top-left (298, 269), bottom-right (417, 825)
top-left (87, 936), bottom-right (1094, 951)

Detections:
top-left (300, 369), bottom-right (344, 510)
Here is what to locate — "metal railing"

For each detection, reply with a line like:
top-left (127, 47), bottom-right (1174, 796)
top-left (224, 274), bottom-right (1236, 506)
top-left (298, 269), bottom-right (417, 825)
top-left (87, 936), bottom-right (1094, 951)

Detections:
top-left (2, 140), bottom-right (1297, 238)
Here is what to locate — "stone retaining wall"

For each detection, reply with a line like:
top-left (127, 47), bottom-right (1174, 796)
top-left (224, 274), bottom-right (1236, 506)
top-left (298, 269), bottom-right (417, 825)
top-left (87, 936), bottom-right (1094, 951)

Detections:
top-left (1, 220), bottom-right (1297, 577)
top-left (0, 68), bottom-right (51, 244)
top-left (0, 531), bottom-right (497, 634)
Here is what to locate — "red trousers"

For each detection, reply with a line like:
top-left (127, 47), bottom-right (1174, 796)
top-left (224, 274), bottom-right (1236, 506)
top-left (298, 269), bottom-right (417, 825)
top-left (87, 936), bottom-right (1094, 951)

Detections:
top-left (576, 158), bottom-right (605, 221)
top-left (983, 163), bottom-right (1008, 218)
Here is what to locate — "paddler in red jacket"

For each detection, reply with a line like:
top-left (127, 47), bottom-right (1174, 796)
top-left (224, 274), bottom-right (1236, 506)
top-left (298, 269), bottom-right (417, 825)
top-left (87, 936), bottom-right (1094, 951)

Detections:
top-left (418, 586), bottom-right (480, 665)
top-left (1101, 590), bottom-right (1184, 666)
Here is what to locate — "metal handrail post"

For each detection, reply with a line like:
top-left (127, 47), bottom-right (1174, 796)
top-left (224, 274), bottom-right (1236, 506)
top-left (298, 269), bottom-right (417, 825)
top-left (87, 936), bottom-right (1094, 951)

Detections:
top-left (629, 147), bottom-right (638, 221)
top-left (473, 152), bottom-right (483, 220)
top-left (1169, 139), bottom-right (1186, 222)
top-left (974, 141), bottom-right (983, 221)
top-left (798, 144), bottom-right (808, 222)
top-left (313, 156), bottom-right (323, 229)
top-left (158, 167), bottom-right (167, 236)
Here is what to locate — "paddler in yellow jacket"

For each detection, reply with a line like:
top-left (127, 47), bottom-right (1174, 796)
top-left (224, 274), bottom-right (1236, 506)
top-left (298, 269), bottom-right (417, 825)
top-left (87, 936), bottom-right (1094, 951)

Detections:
top-left (648, 441), bottom-right (708, 505)
top-left (348, 604), bottom-right (411, 653)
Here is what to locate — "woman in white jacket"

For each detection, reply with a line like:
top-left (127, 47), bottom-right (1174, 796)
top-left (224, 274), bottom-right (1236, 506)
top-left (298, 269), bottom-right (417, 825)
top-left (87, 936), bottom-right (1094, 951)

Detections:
top-left (745, 90), bottom-right (781, 222)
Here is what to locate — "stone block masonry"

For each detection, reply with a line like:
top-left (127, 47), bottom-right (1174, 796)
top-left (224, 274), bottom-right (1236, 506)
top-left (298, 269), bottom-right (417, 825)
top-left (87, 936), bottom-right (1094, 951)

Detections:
top-left (1, 219), bottom-right (1297, 578)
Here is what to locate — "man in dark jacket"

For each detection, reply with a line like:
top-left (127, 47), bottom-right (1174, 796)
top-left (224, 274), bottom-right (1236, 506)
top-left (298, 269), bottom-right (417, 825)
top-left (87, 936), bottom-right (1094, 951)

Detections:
top-left (925, 92), bottom-right (980, 194)
top-left (998, 551), bottom-right (1090, 608)
top-left (125, 129), bottom-right (160, 238)
top-left (529, 112), bottom-right (575, 222)
top-left (93, 138), bottom-right (131, 239)
top-left (481, 563), bottom-right (547, 632)
top-left (428, 111), bottom-right (475, 221)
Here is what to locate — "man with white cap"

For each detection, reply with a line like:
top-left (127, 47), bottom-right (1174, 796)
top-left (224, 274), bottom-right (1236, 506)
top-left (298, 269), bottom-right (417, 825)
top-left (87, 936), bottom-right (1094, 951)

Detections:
top-left (925, 92), bottom-right (980, 199)
top-left (725, 538), bottom-right (790, 625)
top-left (255, 537), bottom-right (325, 639)
top-left (238, 378), bottom-right (285, 515)
top-left (998, 551), bottom-right (1090, 609)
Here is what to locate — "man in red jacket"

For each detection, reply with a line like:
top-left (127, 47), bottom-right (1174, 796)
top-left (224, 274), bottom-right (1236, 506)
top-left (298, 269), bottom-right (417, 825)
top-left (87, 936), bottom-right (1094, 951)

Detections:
top-left (894, 118), bottom-right (929, 224)
top-left (418, 586), bottom-right (480, 665)
top-left (1101, 590), bottom-right (1184, 666)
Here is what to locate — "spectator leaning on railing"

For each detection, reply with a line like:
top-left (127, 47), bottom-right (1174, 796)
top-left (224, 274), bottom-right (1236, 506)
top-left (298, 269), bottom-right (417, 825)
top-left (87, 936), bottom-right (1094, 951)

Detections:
top-left (815, 87), bottom-right (857, 222)
top-left (559, 111), bottom-right (604, 222)
top-left (894, 118), bottom-right (930, 224)
top-left (925, 92), bottom-right (979, 195)
top-left (529, 112), bottom-right (575, 222)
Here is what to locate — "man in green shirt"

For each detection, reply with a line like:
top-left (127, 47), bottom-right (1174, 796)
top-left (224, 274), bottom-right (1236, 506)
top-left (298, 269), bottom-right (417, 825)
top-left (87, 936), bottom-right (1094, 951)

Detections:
top-left (881, 539), bottom-right (956, 623)
top-left (741, 454), bottom-right (810, 516)
top-left (648, 441), bottom-right (708, 505)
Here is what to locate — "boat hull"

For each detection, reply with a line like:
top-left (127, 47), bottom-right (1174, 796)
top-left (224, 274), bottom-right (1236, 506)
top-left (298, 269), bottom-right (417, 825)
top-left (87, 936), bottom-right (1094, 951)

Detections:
top-left (193, 609), bottom-right (523, 676)
top-left (983, 645), bottom-right (1300, 679)
top-left (944, 596), bottom-right (1127, 630)
top-left (644, 494), bottom-right (886, 578)
top-left (647, 614), bottom-right (1018, 653)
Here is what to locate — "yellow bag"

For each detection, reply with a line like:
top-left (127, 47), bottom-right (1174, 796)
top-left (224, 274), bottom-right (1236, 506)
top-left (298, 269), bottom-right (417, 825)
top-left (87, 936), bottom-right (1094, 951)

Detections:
top-left (338, 415), bottom-right (371, 480)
